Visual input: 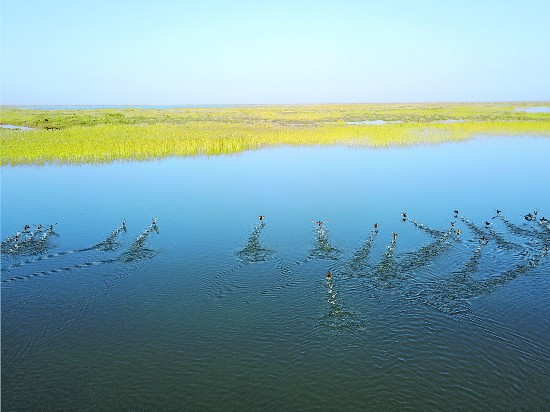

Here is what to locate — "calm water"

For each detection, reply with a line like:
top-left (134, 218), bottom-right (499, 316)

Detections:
top-left (516, 106), bottom-right (550, 113)
top-left (2, 137), bottom-right (550, 411)
top-left (0, 125), bottom-right (33, 130)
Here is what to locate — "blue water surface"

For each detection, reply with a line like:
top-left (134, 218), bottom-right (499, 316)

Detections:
top-left (2, 136), bottom-right (549, 410)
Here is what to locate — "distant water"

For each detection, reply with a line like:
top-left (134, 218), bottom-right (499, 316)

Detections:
top-left (1, 124), bottom-right (33, 130)
top-left (347, 120), bottom-right (398, 125)
top-left (2, 137), bottom-right (550, 410)
top-left (346, 119), bottom-right (466, 125)
top-left (516, 106), bottom-right (550, 113)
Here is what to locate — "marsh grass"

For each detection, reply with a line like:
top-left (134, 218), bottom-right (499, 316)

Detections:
top-left (1, 103), bottom-right (549, 165)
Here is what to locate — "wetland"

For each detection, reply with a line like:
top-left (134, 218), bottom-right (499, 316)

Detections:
top-left (1, 103), bottom-right (550, 410)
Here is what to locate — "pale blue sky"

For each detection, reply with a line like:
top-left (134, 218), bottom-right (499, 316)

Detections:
top-left (1, 0), bottom-right (549, 105)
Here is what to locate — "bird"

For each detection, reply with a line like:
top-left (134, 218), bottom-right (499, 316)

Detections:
top-left (152, 217), bottom-right (158, 225)
top-left (313, 220), bottom-right (326, 227)
top-left (541, 217), bottom-right (548, 223)
top-left (455, 229), bottom-right (462, 235)
top-left (485, 221), bottom-right (491, 227)
top-left (496, 210), bottom-right (501, 214)
top-left (401, 212), bottom-right (407, 220)
top-left (481, 236), bottom-right (488, 242)
top-left (121, 219), bottom-right (127, 231)
top-left (374, 223), bottom-right (379, 229)
top-left (23, 224), bottom-right (30, 232)
top-left (524, 213), bottom-right (534, 221)
top-left (259, 215), bottom-right (265, 221)
top-left (392, 232), bottom-right (398, 241)
top-left (454, 210), bottom-right (459, 217)
top-left (450, 221), bottom-right (456, 227)
top-left (326, 271), bottom-right (333, 280)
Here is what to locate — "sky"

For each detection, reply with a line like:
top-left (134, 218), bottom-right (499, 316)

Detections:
top-left (1, 0), bottom-right (549, 105)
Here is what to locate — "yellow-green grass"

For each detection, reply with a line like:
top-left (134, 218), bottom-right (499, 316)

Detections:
top-left (1, 103), bottom-right (550, 165)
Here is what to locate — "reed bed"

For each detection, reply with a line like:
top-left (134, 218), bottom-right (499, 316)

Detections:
top-left (1, 103), bottom-right (549, 165)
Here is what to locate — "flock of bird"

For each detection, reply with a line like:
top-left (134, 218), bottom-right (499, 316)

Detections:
top-left (0, 218), bottom-right (162, 286)
top-left (273, 209), bottom-right (548, 281)
top-left (2, 210), bottom-right (548, 282)
top-left (1, 218), bottom-right (159, 258)
top-left (1, 209), bottom-right (548, 321)
top-left (4, 208), bottom-right (546, 256)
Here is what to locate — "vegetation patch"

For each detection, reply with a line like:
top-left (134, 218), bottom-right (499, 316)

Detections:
top-left (1, 102), bottom-right (549, 165)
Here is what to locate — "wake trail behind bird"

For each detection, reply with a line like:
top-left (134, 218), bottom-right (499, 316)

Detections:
top-left (397, 229), bottom-right (454, 274)
top-left (406, 218), bottom-right (447, 238)
top-left (2, 222), bottom-right (159, 367)
top-left (1, 223), bottom-right (126, 276)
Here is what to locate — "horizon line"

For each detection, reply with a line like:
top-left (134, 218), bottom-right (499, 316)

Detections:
top-left (2, 100), bottom-right (549, 108)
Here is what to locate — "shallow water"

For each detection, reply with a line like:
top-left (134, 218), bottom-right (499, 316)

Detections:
top-left (516, 106), bottom-right (550, 113)
top-left (2, 136), bottom-right (550, 410)
top-left (347, 120), bottom-right (402, 125)
top-left (0, 124), bottom-right (33, 130)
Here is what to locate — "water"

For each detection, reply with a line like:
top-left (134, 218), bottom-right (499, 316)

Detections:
top-left (2, 136), bottom-right (550, 410)
top-left (516, 106), bottom-right (550, 113)
top-left (346, 119), bottom-right (466, 125)
top-left (0, 124), bottom-right (33, 130)
top-left (347, 120), bottom-right (401, 125)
